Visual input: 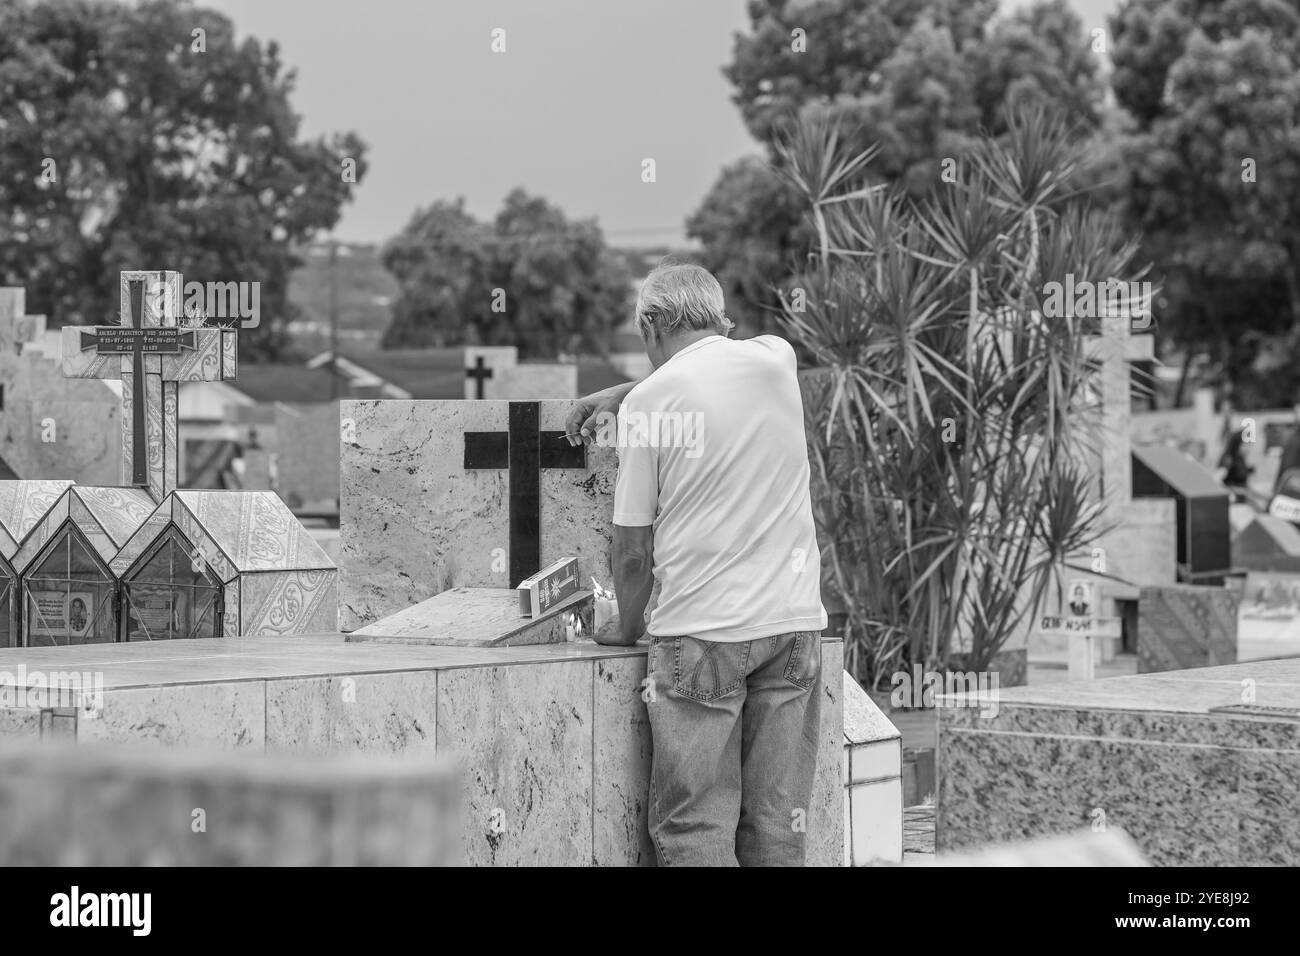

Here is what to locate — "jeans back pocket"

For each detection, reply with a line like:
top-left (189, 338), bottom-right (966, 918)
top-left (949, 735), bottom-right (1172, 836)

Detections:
top-left (782, 632), bottom-right (822, 690)
top-left (672, 637), bottom-right (749, 702)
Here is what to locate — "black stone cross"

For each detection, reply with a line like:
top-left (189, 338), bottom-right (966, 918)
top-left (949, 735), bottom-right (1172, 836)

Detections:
top-left (465, 355), bottom-right (494, 399)
top-left (463, 401), bottom-right (587, 587)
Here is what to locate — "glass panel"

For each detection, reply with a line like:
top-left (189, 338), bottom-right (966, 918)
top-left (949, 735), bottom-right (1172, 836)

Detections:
top-left (124, 529), bottom-right (220, 641)
top-left (134, 534), bottom-right (209, 587)
top-left (69, 531), bottom-right (106, 580)
top-left (0, 570), bottom-right (12, 649)
top-left (23, 528), bottom-right (116, 646)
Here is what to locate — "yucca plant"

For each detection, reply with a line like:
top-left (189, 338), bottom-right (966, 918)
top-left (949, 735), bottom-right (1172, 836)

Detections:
top-left (778, 105), bottom-right (1141, 691)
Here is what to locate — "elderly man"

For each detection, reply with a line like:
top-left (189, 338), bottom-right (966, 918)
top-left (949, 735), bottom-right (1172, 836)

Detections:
top-left (565, 263), bottom-right (827, 867)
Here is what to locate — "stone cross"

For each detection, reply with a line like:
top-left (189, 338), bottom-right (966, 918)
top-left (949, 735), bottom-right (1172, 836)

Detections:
top-left (465, 356), bottom-right (493, 399)
top-left (1084, 310), bottom-right (1153, 520)
top-left (463, 400), bottom-right (586, 586)
top-left (61, 271), bottom-right (238, 502)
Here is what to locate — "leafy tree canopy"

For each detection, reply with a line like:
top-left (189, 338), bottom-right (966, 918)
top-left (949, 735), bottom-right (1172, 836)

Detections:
top-left (694, 0), bottom-right (1106, 334)
top-left (0, 0), bottom-right (366, 360)
top-left (1110, 0), bottom-right (1300, 403)
top-left (381, 189), bottom-right (631, 357)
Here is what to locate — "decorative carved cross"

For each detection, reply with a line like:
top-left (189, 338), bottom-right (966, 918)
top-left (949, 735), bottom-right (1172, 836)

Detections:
top-left (61, 271), bottom-right (238, 502)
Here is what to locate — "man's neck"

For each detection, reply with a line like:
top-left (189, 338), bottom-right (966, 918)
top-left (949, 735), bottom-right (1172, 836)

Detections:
top-left (661, 329), bottom-right (719, 362)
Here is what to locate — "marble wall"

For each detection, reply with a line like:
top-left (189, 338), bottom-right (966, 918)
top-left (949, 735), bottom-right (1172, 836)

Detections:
top-left (339, 400), bottom-right (617, 631)
top-left (937, 658), bottom-right (1300, 865)
top-left (0, 635), bottom-right (846, 866)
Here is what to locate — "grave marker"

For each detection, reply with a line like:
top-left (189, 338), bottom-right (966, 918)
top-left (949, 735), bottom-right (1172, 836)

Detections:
top-left (339, 399), bottom-right (616, 630)
top-left (466, 356), bottom-right (493, 399)
top-left (464, 401), bottom-right (586, 586)
top-left (61, 271), bottom-right (237, 502)
top-left (462, 345), bottom-right (518, 400)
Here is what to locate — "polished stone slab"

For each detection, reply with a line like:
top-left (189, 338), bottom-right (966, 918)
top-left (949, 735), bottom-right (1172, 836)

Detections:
top-left (0, 633), bottom-right (645, 689)
top-left (937, 659), bottom-right (1300, 865)
top-left (348, 586), bottom-right (592, 646)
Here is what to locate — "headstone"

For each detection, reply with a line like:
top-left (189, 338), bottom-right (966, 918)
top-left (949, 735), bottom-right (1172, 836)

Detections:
top-left (463, 345), bottom-right (518, 400)
top-left (483, 363), bottom-right (579, 400)
top-left (274, 403), bottom-right (340, 511)
top-left (1030, 316), bottom-right (1178, 664)
top-left (0, 288), bottom-right (118, 484)
top-left (61, 271), bottom-right (237, 502)
top-left (339, 399), bottom-right (616, 631)
top-left (1132, 445), bottom-right (1231, 582)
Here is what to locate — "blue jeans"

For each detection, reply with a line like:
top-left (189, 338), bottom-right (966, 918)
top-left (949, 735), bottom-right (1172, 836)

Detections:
top-left (645, 631), bottom-right (823, 866)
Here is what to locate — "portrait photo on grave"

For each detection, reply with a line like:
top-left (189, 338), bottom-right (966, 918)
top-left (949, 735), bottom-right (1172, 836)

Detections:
top-left (1, 0), bottom-right (1298, 926)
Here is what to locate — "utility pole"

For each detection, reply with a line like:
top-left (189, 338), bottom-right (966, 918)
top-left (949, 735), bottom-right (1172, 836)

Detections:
top-left (329, 238), bottom-right (339, 399)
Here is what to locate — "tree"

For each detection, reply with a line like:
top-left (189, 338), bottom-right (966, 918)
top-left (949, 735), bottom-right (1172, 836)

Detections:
top-left (692, 0), bottom-right (1108, 336)
top-left (684, 157), bottom-right (808, 336)
top-left (381, 189), bottom-right (631, 357)
top-left (780, 107), bottom-right (1128, 688)
top-left (0, 0), bottom-right (366, 360)
top-left (1110, 0), bottom-right (1300, 401)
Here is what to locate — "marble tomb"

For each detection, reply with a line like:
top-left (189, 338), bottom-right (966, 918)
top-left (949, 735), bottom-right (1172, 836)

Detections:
top-left (937, 658), bottom-right (1300, 865)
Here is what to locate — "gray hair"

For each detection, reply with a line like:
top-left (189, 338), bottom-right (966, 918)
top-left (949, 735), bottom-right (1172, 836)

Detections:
top-left (635, 263), bottom-right (733, 341)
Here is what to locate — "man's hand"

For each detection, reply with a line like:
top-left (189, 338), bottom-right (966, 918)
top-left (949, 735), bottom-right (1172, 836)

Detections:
top-left (564, 382), bottom-right (637, 447)
top-left (592, 618), bottom-right (640, 646)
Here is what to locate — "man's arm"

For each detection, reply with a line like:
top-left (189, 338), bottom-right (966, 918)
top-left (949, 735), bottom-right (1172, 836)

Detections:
top-left (564, 381), bottom-right (639, 446)
top-left (601, 523), bottom-right (654, 645)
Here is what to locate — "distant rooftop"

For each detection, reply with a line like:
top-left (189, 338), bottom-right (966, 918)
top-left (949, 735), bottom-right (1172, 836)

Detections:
top-left (230, 348), bottom-right (632, 403)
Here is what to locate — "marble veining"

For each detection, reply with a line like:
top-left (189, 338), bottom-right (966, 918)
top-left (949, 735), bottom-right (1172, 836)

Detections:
top-left (938, 658), bottom-right (1300, 865)
top-left (339, 400), bottom-right (617, 630)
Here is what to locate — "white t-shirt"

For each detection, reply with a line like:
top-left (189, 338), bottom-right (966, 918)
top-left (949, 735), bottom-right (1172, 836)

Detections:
top-left (612, 334), bottom-right (828, 643)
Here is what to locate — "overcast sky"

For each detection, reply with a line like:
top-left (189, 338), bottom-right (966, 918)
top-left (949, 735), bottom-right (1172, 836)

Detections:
top-left (206, 0), bottom-right (1119, 248)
